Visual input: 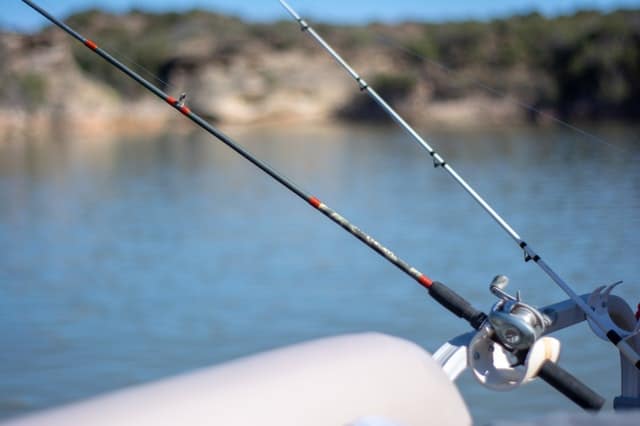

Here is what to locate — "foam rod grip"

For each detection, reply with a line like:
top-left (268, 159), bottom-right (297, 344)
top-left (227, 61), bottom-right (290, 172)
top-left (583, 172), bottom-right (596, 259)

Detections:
top-left (538, 360), bottom-right (605, 411)
top-left (428, 281), bottom-right (487, 330)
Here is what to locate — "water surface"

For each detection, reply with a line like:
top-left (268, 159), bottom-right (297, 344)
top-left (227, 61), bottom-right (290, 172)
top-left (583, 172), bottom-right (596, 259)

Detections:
top-left (1, 124), bottom-right (639, 424)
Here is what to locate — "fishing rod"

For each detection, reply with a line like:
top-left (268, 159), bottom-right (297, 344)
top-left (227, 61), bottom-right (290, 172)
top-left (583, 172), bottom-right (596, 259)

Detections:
top-left (278, 0), bottom-right (640, 371)
top-left (20, 0), bottom-right (604, 410)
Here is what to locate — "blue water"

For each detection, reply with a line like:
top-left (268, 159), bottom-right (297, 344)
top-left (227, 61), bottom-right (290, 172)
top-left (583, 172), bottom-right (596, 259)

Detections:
top-left (0, 124), bottom-right (639, 424)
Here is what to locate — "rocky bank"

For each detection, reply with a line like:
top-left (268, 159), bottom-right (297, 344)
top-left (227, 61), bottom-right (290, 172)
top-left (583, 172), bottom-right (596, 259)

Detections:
top-left (1, 8), bottom-right (638, 139)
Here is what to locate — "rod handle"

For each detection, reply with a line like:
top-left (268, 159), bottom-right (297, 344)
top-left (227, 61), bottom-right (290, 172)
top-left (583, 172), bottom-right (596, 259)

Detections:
top-left (428, 281), bottom-right (487, 330)
top-left (538, 360), bottom-right (605, 411)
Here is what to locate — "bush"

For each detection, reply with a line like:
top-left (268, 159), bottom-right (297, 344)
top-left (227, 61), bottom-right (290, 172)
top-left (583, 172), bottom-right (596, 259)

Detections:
top-left (18, 72), bottom-right (47, 110)
top-left (337, 72), bottom-right (417, 122)
top-left (372, 73), bottom-right (417, 99)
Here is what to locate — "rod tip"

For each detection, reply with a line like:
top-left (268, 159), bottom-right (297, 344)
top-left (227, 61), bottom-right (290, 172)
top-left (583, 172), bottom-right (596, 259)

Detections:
top-left (279, 0), bottom-right (301, 20)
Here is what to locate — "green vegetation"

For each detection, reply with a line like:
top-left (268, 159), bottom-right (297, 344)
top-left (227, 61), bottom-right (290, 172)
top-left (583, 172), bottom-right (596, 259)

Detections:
top-left (6, 7), bottom-right (639, 121)
top-left (18, 72), bottom-right (47, 109)
top-left (373, 73), bottom-right (417, 98)
top-left (391, 9), bottom-right (640, 120)
top-left (67, 8), bottom-right (250, 95)
top-left (542, 10), bottom-right (640, 118)
top-left (248, 21), bottom-right (301, 51)
top-left (338, 72), bottom-right (418, 121)
top-left (0, 72), bottom-right (48, 111)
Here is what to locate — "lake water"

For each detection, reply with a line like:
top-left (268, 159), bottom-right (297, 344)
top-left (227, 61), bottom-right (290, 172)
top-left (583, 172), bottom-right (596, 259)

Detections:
top-left (0, 123), bottom-right (639, 424)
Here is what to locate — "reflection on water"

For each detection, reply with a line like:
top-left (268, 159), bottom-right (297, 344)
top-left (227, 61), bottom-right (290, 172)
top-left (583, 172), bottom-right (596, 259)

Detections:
top-left (0, 124), bottom-right (639, 424)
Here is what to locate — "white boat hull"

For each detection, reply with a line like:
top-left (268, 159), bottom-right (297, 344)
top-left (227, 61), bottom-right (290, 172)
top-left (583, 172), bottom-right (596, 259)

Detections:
top-left (2, 333), bottom-right (471, 425)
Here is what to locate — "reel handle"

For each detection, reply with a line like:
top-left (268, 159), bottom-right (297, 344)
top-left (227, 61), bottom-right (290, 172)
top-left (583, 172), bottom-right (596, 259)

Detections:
top-left (538, 360), bottom-right (605, 411)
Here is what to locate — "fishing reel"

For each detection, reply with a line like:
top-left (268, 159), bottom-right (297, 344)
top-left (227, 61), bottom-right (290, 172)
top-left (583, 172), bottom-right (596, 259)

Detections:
top-left (486, 275), bottom-right (550, 351)
top-left (468, 275), bottom-right (558, 390)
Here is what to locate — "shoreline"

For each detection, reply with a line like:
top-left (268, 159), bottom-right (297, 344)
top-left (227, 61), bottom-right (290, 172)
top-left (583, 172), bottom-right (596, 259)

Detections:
top-left (2, 107), bottom-right (635, 147)
top-left (0, 94), bottom-right (560, 141)
top-left (2, 8), bottom-right (638, 143)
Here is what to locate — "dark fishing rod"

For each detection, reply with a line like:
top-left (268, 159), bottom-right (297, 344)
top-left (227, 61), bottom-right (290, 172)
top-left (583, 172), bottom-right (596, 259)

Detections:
top-left (21, 0), bottom-right (604, 410)
top-left (18, 0), bottom-right (481, 334)
top-left (19, 0), bottom-right (490, 338)
top-left (279, 0), bottom-right (640, 371)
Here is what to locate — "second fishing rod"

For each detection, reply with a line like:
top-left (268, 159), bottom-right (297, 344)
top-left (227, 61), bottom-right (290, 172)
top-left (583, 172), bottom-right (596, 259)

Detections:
top-left (278, 0), bottom-right (640, 371)
top-left (21, 0), bottom-right (604, 410)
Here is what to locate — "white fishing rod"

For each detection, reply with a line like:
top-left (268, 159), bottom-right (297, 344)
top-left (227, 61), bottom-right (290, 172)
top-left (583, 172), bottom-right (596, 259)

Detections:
top-left (279, 0), bottom-right (640, 370)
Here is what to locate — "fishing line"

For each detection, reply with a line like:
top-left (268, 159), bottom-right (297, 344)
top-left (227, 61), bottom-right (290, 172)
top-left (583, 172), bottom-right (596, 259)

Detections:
top-left (279, 0), bottom-right (640, 371)
top-left (374, 33), bottom-right (627, 153)
top-left (76, 37), bottom-right (181, 93)
top-left (56, 13), bottom-right (181, 93)
top-left (100, 42), bottom-right (177, 92)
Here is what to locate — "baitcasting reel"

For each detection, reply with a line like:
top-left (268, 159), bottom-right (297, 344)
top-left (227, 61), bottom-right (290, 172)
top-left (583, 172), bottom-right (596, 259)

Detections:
top-left (487, 275), bottom-right (551, 351)
top-left (468, 275), bottom-right (558, 390)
